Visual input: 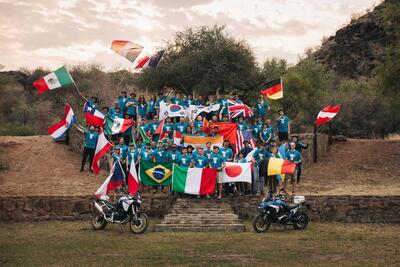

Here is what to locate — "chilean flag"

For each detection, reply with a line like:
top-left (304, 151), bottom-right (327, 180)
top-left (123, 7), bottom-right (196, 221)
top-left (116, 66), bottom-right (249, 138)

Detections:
top-left (95, 161), bottom-right (126, 198)
top-left (84, 101), bottom-right (105, 127)
top-left (47, 103), bottom-right (76, 139)
top-left (315, 105), bottom-right (341, 126)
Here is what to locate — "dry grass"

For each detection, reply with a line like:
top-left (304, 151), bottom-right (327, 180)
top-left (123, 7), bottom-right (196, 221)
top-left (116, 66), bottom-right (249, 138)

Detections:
top-left (0, 221), bottom-right (399, 266)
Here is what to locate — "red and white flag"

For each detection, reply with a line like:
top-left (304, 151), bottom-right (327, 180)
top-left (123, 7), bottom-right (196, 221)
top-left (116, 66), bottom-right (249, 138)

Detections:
top-left (83, 101), bottom-right (104, 127)
top-left (221, 162), bottom-right (252, 183)
top-left (173, 130), bottom-right (183, 146)
top-left (127, 159), bottom-right (140, 195)
top-left (155, 118), bottom-right (165, 135)
top-left (92, 129), bottom-right (113, 175)
top-left (315, 105), bottom-right (341, 126)
top-left (236, 130), bottom-right (256, 153)
top-left (47, 103), bottom-right (76, 139)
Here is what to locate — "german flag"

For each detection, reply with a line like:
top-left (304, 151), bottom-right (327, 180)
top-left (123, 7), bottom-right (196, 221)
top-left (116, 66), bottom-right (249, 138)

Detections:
top-left (267, 158), bottom-right (296, 175)
top-left (260, 78), bottom-right (283, 99)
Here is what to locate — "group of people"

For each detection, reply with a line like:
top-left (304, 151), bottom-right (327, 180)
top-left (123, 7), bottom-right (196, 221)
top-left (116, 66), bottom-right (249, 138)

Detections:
top-left (79, 91), bottom-right (308, 198)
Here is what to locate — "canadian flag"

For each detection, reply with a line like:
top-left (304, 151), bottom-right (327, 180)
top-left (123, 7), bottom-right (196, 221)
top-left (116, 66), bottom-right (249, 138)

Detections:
top-left (315, 105), bottom-right (341, 126)
top-left (220, 162), bottom-right (252, 183)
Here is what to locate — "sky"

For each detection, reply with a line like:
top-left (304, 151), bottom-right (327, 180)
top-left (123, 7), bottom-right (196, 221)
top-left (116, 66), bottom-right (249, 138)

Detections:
top-left (0, 0), bottom-right (380, 71)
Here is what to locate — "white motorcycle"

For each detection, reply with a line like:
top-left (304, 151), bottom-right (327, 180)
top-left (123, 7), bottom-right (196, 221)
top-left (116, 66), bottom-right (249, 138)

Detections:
top-left (91, 194), bottom-right (148, 234)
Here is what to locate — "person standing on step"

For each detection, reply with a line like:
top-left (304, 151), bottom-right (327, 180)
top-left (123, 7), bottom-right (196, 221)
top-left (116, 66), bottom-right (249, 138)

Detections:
top-left (78, 125), bottom-right (98, 173)
top-left (252, 143), bottom-right (270, 195)
top-left (291, 135), bottom-right (309, 185)
top-left (210, 146), bottom-right (226, 200)
top-left (283, 142), bottom-right (301, 195)
top-left (276, 109), bottom-right (290, 143)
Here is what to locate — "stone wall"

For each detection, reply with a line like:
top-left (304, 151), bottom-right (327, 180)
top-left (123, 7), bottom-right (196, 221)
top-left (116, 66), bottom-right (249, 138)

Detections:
top-left (1, 194), bottom-right (399, 223)
top-left (0, 194), bottom-right (174, 222)
top-left (229, 195), bottom-right (400, 223)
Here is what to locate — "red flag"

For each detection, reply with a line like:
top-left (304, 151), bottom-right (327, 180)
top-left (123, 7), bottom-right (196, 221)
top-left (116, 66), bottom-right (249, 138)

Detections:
top-left (127, 159), bottom-right (140, 195)
top-left (155, 119), bottom-right (165, 135)
top-left (315, 105), bottom-right (341, 126)
top-left (92, 129), bottom-right (113, 175)
top-left (210, 122), bottom-right (238, 152)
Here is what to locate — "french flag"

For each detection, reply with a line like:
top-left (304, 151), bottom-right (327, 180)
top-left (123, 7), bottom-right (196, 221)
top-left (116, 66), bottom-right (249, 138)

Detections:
top-left (47, 103), bottom-right (76, 139)
top-left (84, 101), bottom-right (105, 127)
top-left (95, 161), bottom-right (126, 198)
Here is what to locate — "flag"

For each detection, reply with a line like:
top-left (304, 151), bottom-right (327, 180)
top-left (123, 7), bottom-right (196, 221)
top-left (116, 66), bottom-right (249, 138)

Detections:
top-left (189, 104), bottom-right (221, 121)
top-left (47, 103), bottom-right (76, 139)
top-left (83, 101), bottom-right (104, 127)
top-left (183, 135), bottom-right (223, 148)
top-left (210, 122), bottom-right (238, 151)
top-left (104, 115), bottom-right (133, 135)
top-left (111, 40), bottom-right (143, 62)
top-left (155, 118), bottom-right (165, 135)
top-left (127, 158), bottom-right (140, 195)
top-left (172, 165), bottom-right (217, 195)
top-left (134, 50), bottom-right (165, 69)
top-left (245, 148), bottom-right (257, 162)
top-left (278, 143), bottom-right (287, 159)
top-left (94, 161), bottom-right (125, 198)
top-left (139, 161), bottom-right (173, 186)
top-left (315, 105), bottom-right (341, 126)
top-left (260, 78), bottom-right (283, 99)
top-left (267, 158), bottom-right (296, 175)
top-left (173, 130), bottom-right (183, 146)
top-left (138, 126), bottom-right (151, 144)
top-left (33, 66), bottom-right (74, 93)
top-left (159, 102), bottom-right (188, 120)
top-left (220, 162), bottom-right (252, 183)
top-left (156, 131), bottom-right (170, 144)
top-left (235, 130), bottom-right (256, 153)
top-left (236, 130), bottom-right (244, 153)
top-left (92, 129), bottom-right (113, 175)
top-left (228, 100), bottom-right (253, 119)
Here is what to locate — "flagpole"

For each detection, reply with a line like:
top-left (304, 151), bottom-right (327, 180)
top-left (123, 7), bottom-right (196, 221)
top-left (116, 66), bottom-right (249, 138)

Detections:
top-left (313, 123), bottom-right (318, 163)
top-left (72, 81), bottom-right (87, 102)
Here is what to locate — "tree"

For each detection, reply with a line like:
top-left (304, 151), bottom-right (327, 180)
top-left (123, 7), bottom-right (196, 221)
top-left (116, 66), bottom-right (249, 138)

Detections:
top-left (135, 25), bottom-right (259, 96)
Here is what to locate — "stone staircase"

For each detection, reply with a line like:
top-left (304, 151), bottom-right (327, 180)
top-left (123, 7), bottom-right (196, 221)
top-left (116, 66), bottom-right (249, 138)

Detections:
top-left (154, 197), bottom-right (245, 232)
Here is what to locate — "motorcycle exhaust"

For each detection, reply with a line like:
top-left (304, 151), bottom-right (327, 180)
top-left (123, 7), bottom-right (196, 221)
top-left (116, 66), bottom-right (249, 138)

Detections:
top-left (94, 202), bottom-right (106, 215)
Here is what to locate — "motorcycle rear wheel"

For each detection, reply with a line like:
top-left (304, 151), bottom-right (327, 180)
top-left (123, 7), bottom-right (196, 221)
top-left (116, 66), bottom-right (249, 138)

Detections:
top-left (130, 212), bottom-right (149, 234)
top-left (252, 214), bottom-right (271, 233)
top-left (293, 212), bottom-right (309, 230)
top-left (91, 214), bottom-right (107, 230)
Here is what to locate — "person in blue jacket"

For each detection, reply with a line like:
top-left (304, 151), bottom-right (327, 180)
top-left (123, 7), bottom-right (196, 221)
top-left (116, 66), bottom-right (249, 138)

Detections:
top-left (283, 142), bottom-right (301, 195)
top-left (79, 125), bottom-right (98, 173)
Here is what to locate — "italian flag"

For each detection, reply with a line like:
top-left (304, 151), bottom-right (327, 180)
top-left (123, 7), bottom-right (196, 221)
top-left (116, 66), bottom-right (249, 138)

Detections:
top-left (33, 66), bottom-right (74, 93)
top-left (172, 165), bottom-right (217, 195)
top-left (260, 77), bottom-right (283, 100)
top-left (104, 115), bottom-right (132, 135)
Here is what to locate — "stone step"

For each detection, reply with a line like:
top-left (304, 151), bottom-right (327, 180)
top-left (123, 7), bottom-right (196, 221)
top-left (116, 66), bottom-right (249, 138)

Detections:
top-left (164, 214), bottom-right (239, 220)
top-left (169, 208), bottom-right (233, 213)
top-left (172, 204), bottom-right (233, 209)
top-left (154, 224), bottom-right (245, 232)
top-left (161, 219), bottom-right (242, 225)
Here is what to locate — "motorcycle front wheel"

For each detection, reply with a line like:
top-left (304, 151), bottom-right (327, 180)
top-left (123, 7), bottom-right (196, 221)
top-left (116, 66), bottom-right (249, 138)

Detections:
top-left (293, 212), bottom-right (309, 230)
top-left (130, 212), bottom-right (149, 234)
top-left (252, 213), bottom-right (271, 233)
top-left (91, 213), bottom-right (108, 230)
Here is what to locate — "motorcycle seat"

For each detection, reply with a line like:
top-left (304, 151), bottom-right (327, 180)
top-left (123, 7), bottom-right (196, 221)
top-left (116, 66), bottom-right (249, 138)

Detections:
top-left (288, 203), bottom-right (300, 210)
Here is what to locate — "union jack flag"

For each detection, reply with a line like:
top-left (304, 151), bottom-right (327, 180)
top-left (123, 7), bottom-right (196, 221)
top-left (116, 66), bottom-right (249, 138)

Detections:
top-left (228, 100), bottom-right (253, 119)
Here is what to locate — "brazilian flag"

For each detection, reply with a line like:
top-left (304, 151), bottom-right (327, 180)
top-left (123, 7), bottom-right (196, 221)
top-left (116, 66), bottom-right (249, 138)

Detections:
top-left (139, 161), bottom-right (173, 186)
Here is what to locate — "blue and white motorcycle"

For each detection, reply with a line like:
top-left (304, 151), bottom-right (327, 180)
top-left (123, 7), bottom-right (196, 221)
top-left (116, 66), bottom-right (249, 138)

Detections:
top-left (252, 194), bottom-right (309, 233)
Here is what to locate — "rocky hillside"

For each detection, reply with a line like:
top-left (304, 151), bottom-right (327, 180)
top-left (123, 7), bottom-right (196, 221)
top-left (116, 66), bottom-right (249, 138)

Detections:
top-left (313, 2), bottom-right (396, 79)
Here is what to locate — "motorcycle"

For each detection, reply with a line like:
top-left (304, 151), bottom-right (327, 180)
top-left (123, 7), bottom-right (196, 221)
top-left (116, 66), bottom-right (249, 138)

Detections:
top-left (91, 194), bottom-right (149, 234)
top-left (252, 194), bottom-right (309, 233)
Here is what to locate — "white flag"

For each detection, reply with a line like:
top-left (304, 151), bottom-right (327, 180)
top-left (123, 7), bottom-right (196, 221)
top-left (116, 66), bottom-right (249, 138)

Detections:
top-left (159, 102), bottom-right (188, 121)
top-left (189, 104), bottom-right (221, 121)
top-left (221, 162), bottom-right (252, 183)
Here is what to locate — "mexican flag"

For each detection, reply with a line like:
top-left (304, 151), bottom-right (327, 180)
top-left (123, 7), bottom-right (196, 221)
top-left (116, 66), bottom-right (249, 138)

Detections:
top-left (33, 66), bottom-right (74, 93)
top-left (172, 165), bottom-right (217, 195)
top-left (104, 115), bottom-right (132, 135)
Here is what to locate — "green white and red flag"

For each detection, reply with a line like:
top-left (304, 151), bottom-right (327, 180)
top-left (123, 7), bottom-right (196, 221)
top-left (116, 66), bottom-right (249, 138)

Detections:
top-left (172, 165), bottom-right (217, 195)
top-left (33, 66), bottom-right (74, 93)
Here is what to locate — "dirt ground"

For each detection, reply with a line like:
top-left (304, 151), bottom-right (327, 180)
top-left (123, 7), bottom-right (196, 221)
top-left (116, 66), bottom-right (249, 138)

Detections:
top-left (0, 136), bottom-right (104, 196)
top-left (298, 139), bottom-right (400, 195)
top-left (0, 136), bottom-right (399, 197)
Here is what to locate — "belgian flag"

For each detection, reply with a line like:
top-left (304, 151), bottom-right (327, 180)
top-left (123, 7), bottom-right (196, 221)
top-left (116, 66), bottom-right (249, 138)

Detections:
top-left (260, 78), bottom-right (283, 99)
